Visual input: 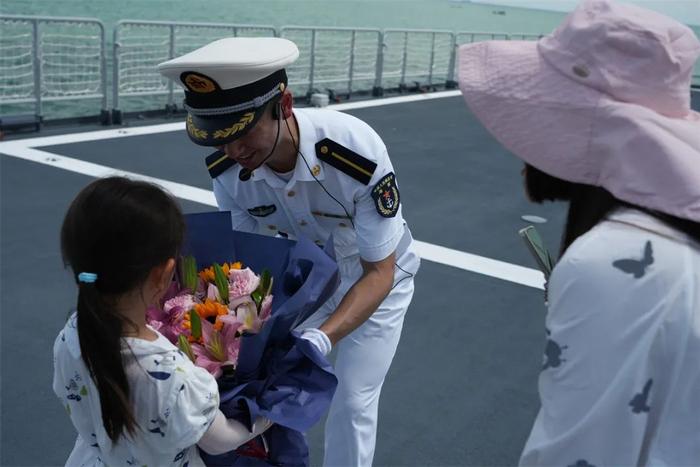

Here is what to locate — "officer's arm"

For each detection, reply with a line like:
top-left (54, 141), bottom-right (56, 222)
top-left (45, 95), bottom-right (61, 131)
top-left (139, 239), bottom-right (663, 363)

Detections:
top-left (318, 252), bottom-right (396, 345)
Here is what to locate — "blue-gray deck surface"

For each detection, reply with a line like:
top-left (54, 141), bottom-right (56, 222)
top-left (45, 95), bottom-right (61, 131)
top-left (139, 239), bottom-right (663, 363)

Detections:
top-left (6, 92), bottom-right (682, 466)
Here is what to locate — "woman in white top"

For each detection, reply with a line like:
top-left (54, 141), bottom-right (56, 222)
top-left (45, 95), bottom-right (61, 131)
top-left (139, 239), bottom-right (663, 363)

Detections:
top-left (53, 177), bottom-right (270, 466)
top-left (457, 0), bottom-right (700, 465)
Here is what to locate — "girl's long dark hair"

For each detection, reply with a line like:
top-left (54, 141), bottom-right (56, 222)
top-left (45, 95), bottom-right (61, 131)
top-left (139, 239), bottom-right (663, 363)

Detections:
top-left (61, 177), bottom-right (185, 442)
top-left (524, 164), bottom-right (700, 255)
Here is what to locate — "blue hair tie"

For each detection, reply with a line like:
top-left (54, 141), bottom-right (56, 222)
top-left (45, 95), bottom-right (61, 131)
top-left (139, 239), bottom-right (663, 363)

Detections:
top-left (77, 272), bottom-right (98, 283)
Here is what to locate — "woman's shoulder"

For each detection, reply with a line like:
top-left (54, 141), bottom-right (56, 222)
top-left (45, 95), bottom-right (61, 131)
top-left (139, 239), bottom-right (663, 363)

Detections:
top-left (549, 207), bottom-right (699, 322)
top-left (558, 208), bottom-right (698, 278)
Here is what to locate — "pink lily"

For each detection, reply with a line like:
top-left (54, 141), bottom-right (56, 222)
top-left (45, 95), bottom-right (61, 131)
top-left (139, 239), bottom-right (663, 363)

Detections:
top-left (146, 293), bottom-right (196, 344)
top-left (234, 298), bottom-right (264, 334)
top-left (206, 282), bottom-right (221, 302)
top-left (260, 295), bottom-right (273, 320)
top-left (191, 317), bottom-right (242, 379)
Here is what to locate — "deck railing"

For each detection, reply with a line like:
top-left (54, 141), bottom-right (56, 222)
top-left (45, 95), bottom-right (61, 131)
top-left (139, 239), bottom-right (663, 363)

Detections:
top-left (1, 15), bottom-right (699, 124)
top-left (0, 14), bottom-right (108, 121)
top-left (112, 20), bottom-right (277, 121)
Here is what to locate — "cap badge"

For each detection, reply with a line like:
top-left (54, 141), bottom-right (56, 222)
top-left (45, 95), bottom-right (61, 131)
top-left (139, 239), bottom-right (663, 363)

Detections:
top-left (182, 72), bottom-right (219, 93)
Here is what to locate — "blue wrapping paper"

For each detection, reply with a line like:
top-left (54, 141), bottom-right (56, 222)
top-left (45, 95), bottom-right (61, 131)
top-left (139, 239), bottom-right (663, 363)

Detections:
top-left (183, 212), bottom-right (340, 466)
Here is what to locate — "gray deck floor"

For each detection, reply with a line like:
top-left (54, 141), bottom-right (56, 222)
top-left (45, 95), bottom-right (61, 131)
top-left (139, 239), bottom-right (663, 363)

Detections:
top-left (3, 94), bottom-right (580, 466)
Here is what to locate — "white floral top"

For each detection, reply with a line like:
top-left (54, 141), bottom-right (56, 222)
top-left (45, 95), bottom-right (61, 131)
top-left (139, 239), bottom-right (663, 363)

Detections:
top-left (520, 209), bottom-right (700, 466)
top-left (53, 314), bottom-right (219, 467)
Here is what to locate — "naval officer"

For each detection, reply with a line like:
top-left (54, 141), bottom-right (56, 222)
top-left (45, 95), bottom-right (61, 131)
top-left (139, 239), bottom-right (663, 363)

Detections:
top-left (158, 37), bottom-right (420, 467)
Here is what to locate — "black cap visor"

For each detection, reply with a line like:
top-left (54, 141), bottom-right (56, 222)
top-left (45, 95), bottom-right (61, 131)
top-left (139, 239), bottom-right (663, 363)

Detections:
top-left (186, 100), bottom-right (272, 147)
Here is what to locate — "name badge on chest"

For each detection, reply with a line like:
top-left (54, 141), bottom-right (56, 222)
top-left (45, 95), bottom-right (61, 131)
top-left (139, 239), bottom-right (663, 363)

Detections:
top-left (247, 204), bottom-right (277, 217)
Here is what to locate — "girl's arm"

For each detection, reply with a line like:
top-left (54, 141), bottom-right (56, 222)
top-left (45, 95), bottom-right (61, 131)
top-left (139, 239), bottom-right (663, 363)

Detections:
top-left (198, 411), bottom-right (272, 455)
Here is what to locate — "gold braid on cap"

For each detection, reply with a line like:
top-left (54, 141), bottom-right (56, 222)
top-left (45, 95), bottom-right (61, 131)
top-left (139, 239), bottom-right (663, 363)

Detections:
top-left (213, 112), bottom-right (255, 140)
top-left (186, 115), bottom-right (208, 140)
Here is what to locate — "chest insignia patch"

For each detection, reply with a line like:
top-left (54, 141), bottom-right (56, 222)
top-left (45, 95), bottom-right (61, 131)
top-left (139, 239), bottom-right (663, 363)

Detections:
top-left (371, 172), bottom-right (400, 218)
top-left (248, 205), bottom-right (277, 217)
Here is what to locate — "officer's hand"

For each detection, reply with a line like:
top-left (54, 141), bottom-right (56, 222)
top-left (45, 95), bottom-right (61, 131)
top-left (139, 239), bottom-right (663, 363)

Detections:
top-left (300, 328), bottom-right (332, 356)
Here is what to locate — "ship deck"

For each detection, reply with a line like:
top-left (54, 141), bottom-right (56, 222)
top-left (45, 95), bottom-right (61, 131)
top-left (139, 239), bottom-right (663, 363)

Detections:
top-left (4, 89), bottom-right (696, 466)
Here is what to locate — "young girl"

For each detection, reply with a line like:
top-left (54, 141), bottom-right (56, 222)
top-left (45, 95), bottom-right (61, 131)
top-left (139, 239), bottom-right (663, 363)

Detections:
top-left (53, 177), bottom-right (270, 466)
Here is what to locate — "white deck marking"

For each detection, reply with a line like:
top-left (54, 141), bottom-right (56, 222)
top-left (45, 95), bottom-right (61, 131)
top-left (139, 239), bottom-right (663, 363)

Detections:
top-left (0, 90), bottom-right (545, 291)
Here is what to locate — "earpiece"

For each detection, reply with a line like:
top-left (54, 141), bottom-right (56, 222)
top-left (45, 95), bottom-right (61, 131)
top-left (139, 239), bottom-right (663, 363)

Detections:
top-left (271, 102), bottom-right (282, 120)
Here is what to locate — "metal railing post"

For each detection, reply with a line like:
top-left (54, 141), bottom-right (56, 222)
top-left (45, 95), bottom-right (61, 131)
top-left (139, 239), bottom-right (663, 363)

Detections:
top-left (373, 31), bottom-right (384, 96)
top-left (98, 21), bottom-right (109, 123)
top-left (308, 29), bottom-right (316, 96)
top-left (400, 31), bottom-right (408, 88)
top-left (166, 24), bottom-right (175, 110)
top-left (31, 19), bottom-right (42, 119)
top-left (112, 23), bottom-right (122, 124)
top-left (446, 33), bottom-right (457, 88)
top-left (348, 30), bottom-right (356, 95)
top-left (428, 32), bottom-right (436, 86)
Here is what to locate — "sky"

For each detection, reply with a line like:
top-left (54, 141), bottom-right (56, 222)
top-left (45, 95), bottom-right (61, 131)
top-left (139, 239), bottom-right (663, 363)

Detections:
top-left (474, 0), bottom-right (700, 26)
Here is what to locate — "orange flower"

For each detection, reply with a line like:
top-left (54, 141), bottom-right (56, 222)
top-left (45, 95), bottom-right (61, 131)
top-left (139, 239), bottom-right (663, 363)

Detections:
top-left (198, 262), bottom-right (243, 283)
top-left (193, 299), bottom-right (228, 319)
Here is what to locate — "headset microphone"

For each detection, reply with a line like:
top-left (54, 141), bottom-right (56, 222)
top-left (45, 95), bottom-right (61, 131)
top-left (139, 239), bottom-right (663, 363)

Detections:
top-left (238, 168), bottom-right (253, 181)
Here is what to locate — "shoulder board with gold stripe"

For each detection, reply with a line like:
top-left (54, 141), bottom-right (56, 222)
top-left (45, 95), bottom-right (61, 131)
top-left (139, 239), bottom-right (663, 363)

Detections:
top-left (315, 138), bottom-right (377, 185)
top-left (205, 150), bottom-right (237, 179)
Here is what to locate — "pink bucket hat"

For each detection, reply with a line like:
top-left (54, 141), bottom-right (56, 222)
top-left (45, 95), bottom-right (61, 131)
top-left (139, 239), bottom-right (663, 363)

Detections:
top-left (458, 0), bottom-right (700, 222)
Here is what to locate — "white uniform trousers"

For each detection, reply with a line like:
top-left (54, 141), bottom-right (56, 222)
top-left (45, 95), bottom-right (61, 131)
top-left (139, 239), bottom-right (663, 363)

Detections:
top-left (297, 247), bottom-right (418, 467)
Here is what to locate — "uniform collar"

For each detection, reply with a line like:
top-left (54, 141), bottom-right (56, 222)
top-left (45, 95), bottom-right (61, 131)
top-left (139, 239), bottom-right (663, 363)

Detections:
top-left (292, 108), bottom-right (326, 182)
top-left (251, 108), bottom-right (325, 188)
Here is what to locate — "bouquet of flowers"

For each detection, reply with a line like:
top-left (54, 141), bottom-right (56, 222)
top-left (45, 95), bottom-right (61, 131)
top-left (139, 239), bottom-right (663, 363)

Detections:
top-left (148, 258), bottom-right (275, 379)
top-left (148, 211), bottom-right (340, 466)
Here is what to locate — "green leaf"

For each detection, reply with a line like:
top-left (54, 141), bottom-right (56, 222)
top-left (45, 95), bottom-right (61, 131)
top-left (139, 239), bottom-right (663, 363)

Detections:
top-left (180, 255), bottom-right (198, 292)
top-left (189, 309), bottom-right (202, 340)
top-left (252, 269), bottom-right (272, 312)
top-left (177, 334), bottom-right (196, 362)
top-left (79, 385), bottom-right (88, 396)
top-left (251, 290), bottom-right (263, 310)
top-left (213, 263), bottom-right (229, 303)
top-left (260, 269), bottom-right (273, 296)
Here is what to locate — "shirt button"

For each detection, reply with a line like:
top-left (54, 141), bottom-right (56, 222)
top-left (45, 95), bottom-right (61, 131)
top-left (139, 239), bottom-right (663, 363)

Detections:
top-left (299, 219), bottom-right (308, 226)
top-left (312, 165), bottom-right (321, 177)
top-left (267, 224), bottom-right (276, 230)
top-left (287, 190), bottom-right (295, 197)
top-left (339, 222), bottom-right (348, 228)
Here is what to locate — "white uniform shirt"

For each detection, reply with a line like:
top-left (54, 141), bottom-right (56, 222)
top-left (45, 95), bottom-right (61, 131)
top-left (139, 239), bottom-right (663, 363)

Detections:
top-left (520, 208), bottom-right (700, 466)
top-left (213, 108), bottom-right (410, 265)
top-left (53, 314), bottom-right (219, 467)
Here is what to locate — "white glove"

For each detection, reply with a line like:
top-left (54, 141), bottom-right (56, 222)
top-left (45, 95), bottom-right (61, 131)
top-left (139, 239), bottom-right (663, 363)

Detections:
top-left (300, 328), bottom-right (332, 356)
top-left (198, 411), bottom-right (273, 455)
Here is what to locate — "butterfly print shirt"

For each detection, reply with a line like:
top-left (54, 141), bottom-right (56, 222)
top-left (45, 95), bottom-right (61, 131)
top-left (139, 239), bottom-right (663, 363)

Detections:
top-left (53, 314), bottom-right (219, 466)
top-left (520, 209), bottom-right (700, 466)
